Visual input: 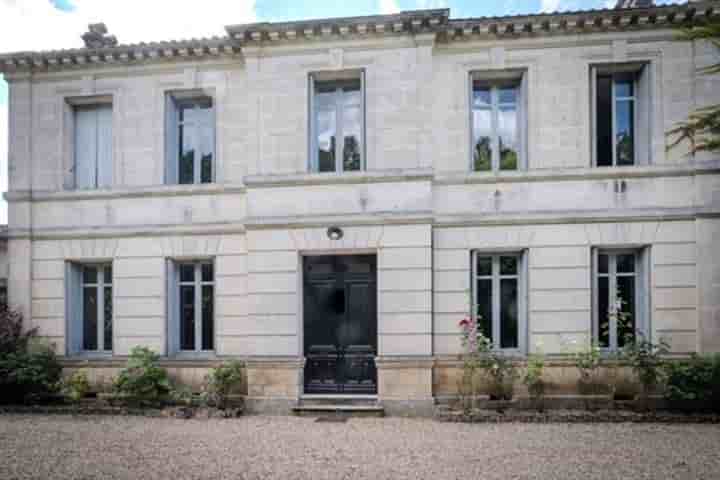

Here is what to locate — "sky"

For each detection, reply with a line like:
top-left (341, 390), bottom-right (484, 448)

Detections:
top-left (0, 0), bottom-right (682, 225)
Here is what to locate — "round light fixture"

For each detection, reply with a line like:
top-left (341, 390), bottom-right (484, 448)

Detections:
top-left (327, 226), bottom-right (344, 241)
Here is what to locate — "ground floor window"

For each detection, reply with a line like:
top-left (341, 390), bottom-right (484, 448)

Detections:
top-left (66, 263), bottom-right (113, 354)
top-left (593, 248), bottom-right (649, 350)
top-left (472, 252), bottom-right (526, 352)
top-left (168, 260), bottom-right (214, 353)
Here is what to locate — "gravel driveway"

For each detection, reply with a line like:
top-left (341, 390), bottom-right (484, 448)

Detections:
top-left (1, 414), bottom-right (719, 480)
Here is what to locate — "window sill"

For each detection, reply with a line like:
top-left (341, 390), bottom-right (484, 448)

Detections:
top-left (244, 168), bottom-right (434, 188)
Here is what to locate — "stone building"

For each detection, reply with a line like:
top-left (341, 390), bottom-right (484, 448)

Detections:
top-left (0, 1), bottom-right (718, 415)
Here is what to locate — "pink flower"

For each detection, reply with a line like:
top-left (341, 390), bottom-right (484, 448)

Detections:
top-left (459, 318), bottom-right (470, 327)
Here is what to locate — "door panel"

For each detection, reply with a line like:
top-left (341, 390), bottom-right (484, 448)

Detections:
top-left (303, 255), bottom-right (377, 394)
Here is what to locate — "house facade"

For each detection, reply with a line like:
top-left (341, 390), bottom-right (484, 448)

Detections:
top-left (1, 2), bottom-right (719, 415)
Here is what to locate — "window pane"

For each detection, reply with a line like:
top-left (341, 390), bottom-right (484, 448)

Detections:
top-left (498, 87), bottom-right (517, 105)
top-left (180, 285), bottom-right (195, 350)
top-left (315, 91), bottom-right (336, 173)
top-left (83, 266), bottom-right (97, 284)
top-left (104, 286), bottom-right (113, 351)
top-left (103, 265), bottom-right (112, 285)
top-left (472, 109), bottom-right (492, 171)
top-left (615, 80), bottom-right (633, 98)
top-left (615, 99), bottom-right (634, 166)
top-left (202, 263), bottom-right (214, 282)
top-left (598, 254), bottom-right (609, 274)
top-left (598, 276), bottom-right (609, 348)
top-left (342, 90), bottom-right (362, 172)
top-left (178, 124), bottom-right (194, 184)
top-left (500, 278), bottom-right (518, 349)
top-left (500, 256), bottom-right (518, 275)
top-left (83, 287), bottom-right (98, 351)
top-left (476, 256), bottom-right (492, 276)
top-left (617, 254), bottom-right (635, 274)
top-left (476, 279), bottom-right (492, 341)
top-left (498, 106), bottom-right (518, 170)
top-left (202, 285), bottom-right (214, 351)
top-left (199, 123), bottom-right (213, 183)
top-left (180, 264), bottom-right (195, 283)
top-left (617, 275), bottom-right (636, 347)
top-left (472, 87), bottom-right (491, 107)
top-left (74, 107), bottom-right (98, 189)
top-left (596, 75), bottom-right (613, 167)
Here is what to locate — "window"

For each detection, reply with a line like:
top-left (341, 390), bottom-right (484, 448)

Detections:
top-left (309, 71), bottom-right (365, 173)
top-left (74, 104), bottom-right (113, 189)
top-left (593, 249), bottom-right (649, 350)
top-left (0, 283), bottom-right (6, 307)
top-left (472, 252), bottom-right (526, 351)
top-left (166, 93), bottom-right (214, 184)
top-left (167, 261), bottom-right (214, 353)
top-left (471, 71), bottom-right (526, 172)
top-left (66, 263), bottom-right (113, 354)
top-left (592, 63), bottom-right (651, 167)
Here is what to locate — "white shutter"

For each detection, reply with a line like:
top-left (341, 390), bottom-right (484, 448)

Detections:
top-left (520, 71), bottom-right (529, 170)
top-left (165, 95), bottom-right (179, 184)
top-left (96, 105), bottom-right (113, 188)
top-left (65, 262), bottom-right (83, 355)
top-left (74, 107), bottom-right (97, 189)
top-left (637, 64), bottom-right (652, 166)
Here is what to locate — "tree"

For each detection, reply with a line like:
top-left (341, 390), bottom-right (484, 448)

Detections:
top-left (667, 20), bottom-right (720, 154)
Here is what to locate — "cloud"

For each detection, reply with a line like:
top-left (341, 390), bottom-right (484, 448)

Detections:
top-left (540, 0), bottom-right (562, 12)
top-left (415, 0), bottom-right (448, 8)
top-left (379, 0), bottom-right (400, 15)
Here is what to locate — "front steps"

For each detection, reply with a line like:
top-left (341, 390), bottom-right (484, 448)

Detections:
top-left (292, 395), bottom-right (385, 417)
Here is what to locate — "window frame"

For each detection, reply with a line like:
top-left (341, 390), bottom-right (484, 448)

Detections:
top-left (165, 91), bottom-right (216, 185)
top-left (468, 70), bottom-right (527, 172)
top-left (470, 250), bottom-right (528, 354)
top-left (167, 259), bottom-right (215, 355)
top-left (65, 262), bottom-right (113, 356)
top-left (308, 70), bottom-right (366, 173)
top-left (72, 102), bottom-right (113, 190)
top-left (591, 247), bottom-right (650, 351)
top-left (591, 62), bottom-right (650, 168)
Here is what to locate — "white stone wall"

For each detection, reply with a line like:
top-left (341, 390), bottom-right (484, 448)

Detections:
top-left (433, 220), bottom-right (699, 355)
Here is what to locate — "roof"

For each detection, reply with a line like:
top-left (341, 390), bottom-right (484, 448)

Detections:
top-left (0, 1), bottom-right (717, 74)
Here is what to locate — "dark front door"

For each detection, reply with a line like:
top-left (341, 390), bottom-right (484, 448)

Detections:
top-left (303, 255), bottom-right (377, 394)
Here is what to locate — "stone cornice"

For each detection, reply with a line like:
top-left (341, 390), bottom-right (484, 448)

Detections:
top-left (244, 168), bottom-right (433, 189)
top-left (1, 2), bottom-right (716, 75)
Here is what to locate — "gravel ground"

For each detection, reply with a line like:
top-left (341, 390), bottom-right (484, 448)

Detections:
top-left (1, 414), bottom-right (719, 480)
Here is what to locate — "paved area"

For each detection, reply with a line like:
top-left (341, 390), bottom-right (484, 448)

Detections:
top-left (1, 414), bottom-right (719, 480)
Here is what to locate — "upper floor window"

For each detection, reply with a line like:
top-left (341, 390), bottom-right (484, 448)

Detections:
top-left (74, 103), bottom-right (113, 189)
top-left (167, 260), bottom-right (214, 354)
top-left (472, 252), bottom-right (526, 352)
top-left (66, 263), bottom-right (113, 355)
top-left (471, 71), bottom-right (527, 172)
top-left (309, 71), bottom-right (365, 173)
top-left (166, 92), bottom-right (214, 185)
top-left (592, 63), bottom-right (650, 167)
top-left (593, 249), bottom-right (649, 351)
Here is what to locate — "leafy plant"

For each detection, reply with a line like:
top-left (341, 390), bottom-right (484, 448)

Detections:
top-left (0, 304), bottom-right (38, 356)
top-left (664, 354), bottom-right (720, 410)
top-left (113, 346), bottom-right (170, 405)
top-left (523, 349), bottom-right (546, 405)
top-left (0, 339), bottom-right (62, 404)
top-left (667, 19), bottom-right (720, 154)
top-left (63, 369), bottom-right (91, 402)
top-left (459, 317), bottom-right (518, 401)
top-left (570, 341), bottom-right (603, 394)
top-left (204, 360), bottom-right (244, 409)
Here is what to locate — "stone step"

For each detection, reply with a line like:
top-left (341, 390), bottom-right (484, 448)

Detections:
top-left (292, 402), bottom-right (385, 418)
top-left (299, 395), bottom-right (379, 407)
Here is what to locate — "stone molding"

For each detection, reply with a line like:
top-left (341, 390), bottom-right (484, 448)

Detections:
top-left (1, 2), bottom-right (716, 74)
top-left (244, 168), bottom-right (433, 189)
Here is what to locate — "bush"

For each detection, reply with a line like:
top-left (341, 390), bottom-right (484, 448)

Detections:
top-left (0, 307), bottom-right (61, 404)
top-left (619, 334), bottom-right (669, 397)
top-left (664, 355), bottom-right (720, 410)
top-left (204, 360), bottom-right (244, 408)
top-left (113, 346), bottom-right (170, 405)
top-left (63, 369), bottom-right (91, 402)
top-left (523, 351), bottom-right (546, 404)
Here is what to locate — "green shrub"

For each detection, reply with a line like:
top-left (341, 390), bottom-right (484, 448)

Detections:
top-left (523, 351), bottom-right (546, 402)
top-left (113, 346), bottom-right (170, 405)
top-left (63, 369), bottom-right (91, 402)
top-left (664, 355), bottom-right (720, 409)
top-left (204, 360), bottom-right (244, 408)
top-left (0, 339), bottom-right (62, 404)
